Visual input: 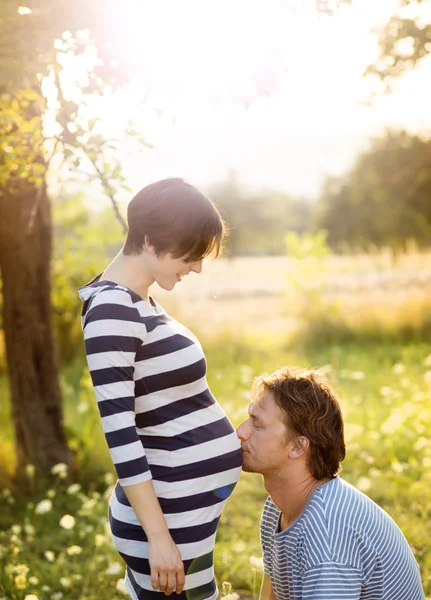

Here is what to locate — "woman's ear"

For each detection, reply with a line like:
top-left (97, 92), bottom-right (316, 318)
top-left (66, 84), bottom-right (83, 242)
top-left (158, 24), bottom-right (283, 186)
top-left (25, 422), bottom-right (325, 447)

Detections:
top-left (144, 236), bottom-right (157, 255)
top-left (288, 436), bottom-right (309, 459)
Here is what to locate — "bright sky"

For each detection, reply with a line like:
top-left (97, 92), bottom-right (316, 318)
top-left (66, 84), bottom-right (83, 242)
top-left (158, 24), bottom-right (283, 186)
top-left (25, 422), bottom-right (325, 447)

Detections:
top-left (60, 0), bottom-right (431, 199)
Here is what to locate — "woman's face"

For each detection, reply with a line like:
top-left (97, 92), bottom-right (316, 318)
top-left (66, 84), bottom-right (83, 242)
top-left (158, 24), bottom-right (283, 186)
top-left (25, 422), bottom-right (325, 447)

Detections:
top-left (150, 251), bottom-right (204, 291)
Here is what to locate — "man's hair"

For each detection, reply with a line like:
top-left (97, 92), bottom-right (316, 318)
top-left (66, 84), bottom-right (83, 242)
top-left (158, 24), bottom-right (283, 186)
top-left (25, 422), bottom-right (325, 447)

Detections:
top-left (123, 178), bottom-right (226, 260)
top-left (252, 367), bottom-right (346, 479)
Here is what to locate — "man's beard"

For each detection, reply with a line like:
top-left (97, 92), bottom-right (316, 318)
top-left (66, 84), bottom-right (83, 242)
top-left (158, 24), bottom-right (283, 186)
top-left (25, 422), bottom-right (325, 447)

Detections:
top-left (241, 455), bottom-right (257, 473)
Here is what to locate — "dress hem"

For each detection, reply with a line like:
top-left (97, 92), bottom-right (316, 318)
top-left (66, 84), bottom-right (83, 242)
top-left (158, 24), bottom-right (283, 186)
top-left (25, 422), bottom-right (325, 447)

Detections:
top-left (125, 573), bottom-right (219, 600)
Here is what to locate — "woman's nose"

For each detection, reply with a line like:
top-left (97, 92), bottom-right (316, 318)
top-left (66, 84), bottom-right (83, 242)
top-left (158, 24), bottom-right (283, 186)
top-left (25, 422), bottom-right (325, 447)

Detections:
top-left (191, 260), bottom-right (203, 274)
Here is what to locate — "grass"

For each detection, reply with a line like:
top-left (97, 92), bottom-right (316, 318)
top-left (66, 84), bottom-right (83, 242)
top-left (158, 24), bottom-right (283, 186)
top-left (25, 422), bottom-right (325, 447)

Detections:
top-left (1, 249), bottom-right (431, 598)
top-left (1, 335), bottom-right (431, 599)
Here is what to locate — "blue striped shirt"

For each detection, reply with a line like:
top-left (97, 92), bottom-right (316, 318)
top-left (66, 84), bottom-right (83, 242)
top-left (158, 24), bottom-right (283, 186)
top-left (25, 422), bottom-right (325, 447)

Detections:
top-left (260, 477), bottom-right (425, 599)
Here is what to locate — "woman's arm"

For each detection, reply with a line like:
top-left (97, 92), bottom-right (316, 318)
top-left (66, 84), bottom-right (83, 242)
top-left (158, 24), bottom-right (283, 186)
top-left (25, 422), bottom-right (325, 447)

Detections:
top-left (123, 481), bottom-right (185, 595)
top-left (82, 288), bottom-right (184, 594)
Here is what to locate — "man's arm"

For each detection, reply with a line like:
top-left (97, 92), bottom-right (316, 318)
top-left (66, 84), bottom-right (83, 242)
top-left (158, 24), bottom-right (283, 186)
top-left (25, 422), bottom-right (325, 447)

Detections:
top-left (259, 574), bottom-right (277, 600)
top-left (302, 563), bottom-right (362, 600)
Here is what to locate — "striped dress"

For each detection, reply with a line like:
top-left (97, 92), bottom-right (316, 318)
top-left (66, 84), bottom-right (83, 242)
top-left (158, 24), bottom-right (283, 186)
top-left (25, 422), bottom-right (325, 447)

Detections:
top-left (79, 276), bottom-right (242, 600)
top-left (260, 476), bottom-right (425, 599)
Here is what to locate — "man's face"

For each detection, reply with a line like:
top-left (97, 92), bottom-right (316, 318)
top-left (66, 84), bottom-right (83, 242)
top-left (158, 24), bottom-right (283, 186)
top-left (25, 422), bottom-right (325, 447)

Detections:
top-left (236, 390), bottom-right (291, 475)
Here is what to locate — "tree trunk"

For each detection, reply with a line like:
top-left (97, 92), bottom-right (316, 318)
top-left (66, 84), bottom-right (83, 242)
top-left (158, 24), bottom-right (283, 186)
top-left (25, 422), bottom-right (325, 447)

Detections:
top-left (0, 178), bottom-right (71, 482)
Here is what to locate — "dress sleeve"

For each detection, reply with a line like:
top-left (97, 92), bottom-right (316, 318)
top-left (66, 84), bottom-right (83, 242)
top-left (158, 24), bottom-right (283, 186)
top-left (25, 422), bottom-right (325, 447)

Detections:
top-left (302, 562), bottom-right (362, 600)
top-left (82, 287), bottom-right (152, 487)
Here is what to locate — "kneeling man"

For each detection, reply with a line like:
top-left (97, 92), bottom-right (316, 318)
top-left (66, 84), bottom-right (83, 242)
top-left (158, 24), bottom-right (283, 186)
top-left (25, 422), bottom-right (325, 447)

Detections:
top-left (236, 367), bottom-right (425, 600)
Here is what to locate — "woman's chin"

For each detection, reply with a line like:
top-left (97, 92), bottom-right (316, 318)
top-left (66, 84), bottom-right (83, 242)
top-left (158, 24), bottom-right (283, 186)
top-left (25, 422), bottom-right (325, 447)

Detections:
top-left (157, 279), bottom-right (176, 292)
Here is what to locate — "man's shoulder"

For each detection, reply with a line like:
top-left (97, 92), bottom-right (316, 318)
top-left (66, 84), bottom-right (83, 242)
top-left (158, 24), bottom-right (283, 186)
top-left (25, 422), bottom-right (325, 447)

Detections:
top-left (315, 477), bottom-right (382, 519)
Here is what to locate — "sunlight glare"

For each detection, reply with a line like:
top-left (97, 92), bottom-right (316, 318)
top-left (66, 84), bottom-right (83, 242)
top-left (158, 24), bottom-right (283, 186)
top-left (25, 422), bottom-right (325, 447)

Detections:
top-left (112, 0), bottom-right (304, 110)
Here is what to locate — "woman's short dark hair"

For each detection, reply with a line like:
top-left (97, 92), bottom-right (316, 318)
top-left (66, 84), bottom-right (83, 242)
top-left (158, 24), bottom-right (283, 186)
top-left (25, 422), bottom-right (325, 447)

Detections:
top-left (252, 367), bottom-right (346, 480)
top-left (123, 178), bottom-right (226, 261)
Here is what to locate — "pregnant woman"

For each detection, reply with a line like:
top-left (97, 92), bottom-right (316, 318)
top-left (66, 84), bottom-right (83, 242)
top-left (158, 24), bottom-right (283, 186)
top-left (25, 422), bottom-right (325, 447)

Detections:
top-left (79, 178), bottom-right (242, 600)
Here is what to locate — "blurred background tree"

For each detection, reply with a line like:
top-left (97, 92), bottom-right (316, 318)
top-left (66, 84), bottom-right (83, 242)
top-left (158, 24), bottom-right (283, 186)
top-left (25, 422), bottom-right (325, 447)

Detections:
top-left (209, 170), bottom-right (312, 256)
top-left (366, 0), bottom-right (431, 92)
top-left (315, 130), bottom-right (431, 249)
top-left (0, 0), bottom-right (132, 480)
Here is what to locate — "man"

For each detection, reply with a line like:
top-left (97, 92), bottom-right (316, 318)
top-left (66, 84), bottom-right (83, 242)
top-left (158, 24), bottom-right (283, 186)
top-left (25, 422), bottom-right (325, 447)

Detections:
top-left (236, 367), bottom-right (425, 600)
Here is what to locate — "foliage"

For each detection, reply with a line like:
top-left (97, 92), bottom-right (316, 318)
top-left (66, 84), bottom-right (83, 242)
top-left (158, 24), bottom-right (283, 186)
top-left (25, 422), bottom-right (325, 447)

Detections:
top-left (284, 230), bottom-right (333, 331)
top-left (365, 0), bottom-right (431, 91)
top-left (1, 337), bottom-right (431, 597)
top-left (51, 193), bottom-right (124, 361)
top-left (315, 130), bottom-right (431, 249)
top-left (209, 170), bottom-right (313, 256)
top-left (0, 1), bottom-right (136, 195)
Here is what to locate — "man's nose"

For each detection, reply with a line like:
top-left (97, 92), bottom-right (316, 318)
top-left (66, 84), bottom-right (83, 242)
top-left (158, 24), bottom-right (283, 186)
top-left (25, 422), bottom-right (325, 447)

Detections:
top-left (236, 419), bottom-right (249, 441)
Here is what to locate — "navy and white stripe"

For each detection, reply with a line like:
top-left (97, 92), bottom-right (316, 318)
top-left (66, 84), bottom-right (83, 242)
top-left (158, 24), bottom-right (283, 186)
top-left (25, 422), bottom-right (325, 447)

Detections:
top-left (260, 477), bottom-right (425, 599)
top-left (79, 277), bottom-right (242, 600)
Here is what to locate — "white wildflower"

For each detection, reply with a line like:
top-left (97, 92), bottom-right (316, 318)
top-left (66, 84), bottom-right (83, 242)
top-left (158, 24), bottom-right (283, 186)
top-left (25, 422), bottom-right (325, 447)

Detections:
top-left (59, 515), bottom-right (75, 530)
top-left (66, 545), bottom-right (82, 555)
top-left (51, 463), bottom-right (68, 478)
top-left (59, 577), bottom-right (71, 588)
top-left (81, 498), bottom-right (96, 510)
top-left (28, 576), bottom-right (39, 585)
top-left (24, 524), bottom-right (36, 536)
top-left (379, 386), bottom-right (392, 396)
top-left (35, 499), bottom-right (52, 515)
top-left (249, 556), bottom-right (264, 569)
top-left (66, 483), bottom-right (81, 495)
top-left (94, 533), bottom-right (106, 548)
top-left (116, 578), bottom-right (128, 594)
top-left (77, 401), bottom-right (89, 414)
top-left (414, 437), bottom-right (429, 452)
top-left (106, 562), bottom-right (123, 575)
top-left (357, 477), bottom-right (371, 492)
top-left (369, 468), bottom-right (382, 478)
top-left (15, 572), bottom-right (27, 589)
top-left (44, 550), bottom-right (55, 562)
top-left (51, 593), bottom-right (63, 600)
top-left (232, 541), bottom-right (246, 553)
top-left (24, 595), bottom-right (39, 600)
top-left (11, 525), bottom-right (22, 535)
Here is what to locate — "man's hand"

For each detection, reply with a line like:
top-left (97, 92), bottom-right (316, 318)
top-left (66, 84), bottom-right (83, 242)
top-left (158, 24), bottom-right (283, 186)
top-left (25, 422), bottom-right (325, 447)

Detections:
top-left (148, 535), bottom-right (185, 595)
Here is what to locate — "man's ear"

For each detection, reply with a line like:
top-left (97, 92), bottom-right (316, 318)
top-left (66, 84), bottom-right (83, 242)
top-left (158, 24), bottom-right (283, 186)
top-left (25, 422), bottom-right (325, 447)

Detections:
top-left (288, 436), bottom-right (309, 459)
top-left (144, 236), bottom-right (157, 255)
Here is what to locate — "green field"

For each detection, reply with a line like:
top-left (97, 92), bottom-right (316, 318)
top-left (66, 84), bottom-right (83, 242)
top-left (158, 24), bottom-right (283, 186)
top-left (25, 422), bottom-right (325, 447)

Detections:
top-left (1, 331), bottom-right (431, 599)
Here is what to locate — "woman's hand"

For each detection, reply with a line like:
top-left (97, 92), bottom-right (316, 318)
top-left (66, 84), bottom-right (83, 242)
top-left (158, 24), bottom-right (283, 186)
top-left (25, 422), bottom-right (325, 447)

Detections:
top-left (148, 534), bottom-right (185, 595)
top-left (122, 480), bottom-right (185, 595)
